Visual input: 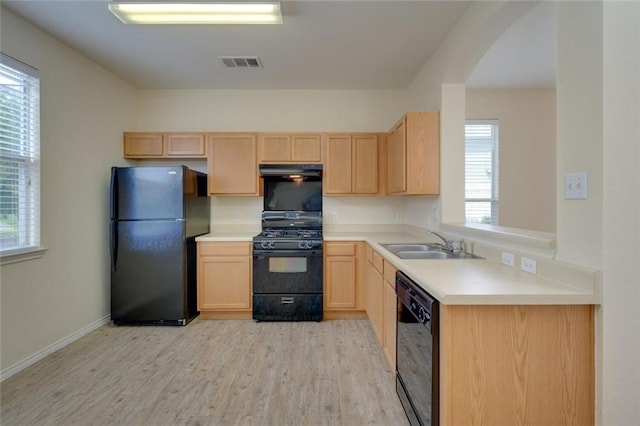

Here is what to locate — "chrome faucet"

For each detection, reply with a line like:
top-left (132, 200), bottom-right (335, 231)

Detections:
top-left (426, 230), bottom-right (465, 254)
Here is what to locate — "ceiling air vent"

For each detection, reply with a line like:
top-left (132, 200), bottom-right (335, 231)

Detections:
top-left (219, 56), bottom-right (262, 68)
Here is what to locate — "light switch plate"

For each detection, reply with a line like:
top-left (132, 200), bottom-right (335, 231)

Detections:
top-left (564, 172), bottom-right (588, 199)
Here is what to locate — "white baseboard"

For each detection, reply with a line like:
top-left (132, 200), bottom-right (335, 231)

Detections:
top-left (0, 314), bottom-right (111, 382)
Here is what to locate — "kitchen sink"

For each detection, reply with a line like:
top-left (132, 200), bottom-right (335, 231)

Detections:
top-left (380, 243), bottom-right (482, 260)
top-left (394, 251), bottom-right (456, 259)
top-left (380, 243), bottom-right (439, 252)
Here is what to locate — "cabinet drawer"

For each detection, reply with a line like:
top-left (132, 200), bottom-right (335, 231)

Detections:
top-left (325, 242), bottom-right (357, 256)
top-left (372, 250), bottom-right (384, 273)
top-left (366, 245), bottom-right (373, 263)
top-left (383, 259), bottom-right (397, 284)
top-left (198, 242), bottom-right (251, 256)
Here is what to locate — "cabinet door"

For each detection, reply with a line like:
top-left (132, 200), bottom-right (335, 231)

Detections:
top-left (208, 134), bottom-right (258, 195)
top-left (352, 134), bottom-right (379, 194)
top-left (291, 134), bottom-right (322, 162)
top-left (166, 133), bottom-right (206, 157)
top-left (324, 134), bottom-right (352, 194)
top-left (382, 280), bottom-right (397, 370)
top-left (325, 255), bottom-right (357, 309)
top-left (382, 259), bottom-right (397, 371)
top-left (366, 257), bottom-right (384, 345)
top-left (198, 255), bottom-right (252, 311)
top-left (123, 133), bottom-right (164, 158)
top-left (324, 242), bottom-right (358, 310)
top-left (440, 305), bottom-right (594, 425)
top-left (387, 118), bottom-right (407, 194)
top-left (405, 111), bottom-right (440, 194)
top-left (259, 134), bottom-right (291, 162)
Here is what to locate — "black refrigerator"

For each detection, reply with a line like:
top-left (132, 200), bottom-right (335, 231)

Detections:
top-left (109, 166), bottom-right (210, 325)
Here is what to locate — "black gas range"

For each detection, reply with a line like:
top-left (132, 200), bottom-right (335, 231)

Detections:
top-left (252, 210), bottom-right (324, 322)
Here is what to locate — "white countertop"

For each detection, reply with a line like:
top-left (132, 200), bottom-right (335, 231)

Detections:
top-left (197, 229), bottom-right (601, 306)
top-left (197, 232), bottom-right (256, 242)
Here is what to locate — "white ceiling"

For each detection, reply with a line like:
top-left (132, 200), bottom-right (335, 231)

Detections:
top-left (3, 0), bottom-right (556, 90)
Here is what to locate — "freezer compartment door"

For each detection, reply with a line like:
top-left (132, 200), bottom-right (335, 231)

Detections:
top-left (111, 166), bottom-right (185, 220)
top-left (111, 220), bottom-right (188, 323)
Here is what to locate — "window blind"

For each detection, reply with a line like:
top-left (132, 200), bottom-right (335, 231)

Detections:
top-left (0, 53), bottom-right (41, 255)
top-left (465, 121), bottom-right (498, 224)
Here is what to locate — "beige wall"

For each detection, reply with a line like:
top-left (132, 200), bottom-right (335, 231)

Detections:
top-left (601, 1), bottom-right (640, 424)
top-left (466, 89), bottom-right (556, 233)
top-left (0, 7), bottom-right (137, 372)
top-left (135, 89), bottom-right (405, 132)
top-left (555, 2), bottom-right (603, 268)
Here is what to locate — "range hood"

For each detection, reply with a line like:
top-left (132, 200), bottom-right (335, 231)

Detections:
top-left (259, 164), bottom-right (322, 178)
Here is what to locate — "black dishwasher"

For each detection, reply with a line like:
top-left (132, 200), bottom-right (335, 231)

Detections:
top-left (395, 271), bottom-right (439, 426)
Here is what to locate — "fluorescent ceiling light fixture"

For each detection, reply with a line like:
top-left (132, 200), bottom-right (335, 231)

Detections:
top-left (108, 2), bottom-right (282, 24)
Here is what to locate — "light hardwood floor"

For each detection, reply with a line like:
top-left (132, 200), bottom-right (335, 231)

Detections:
top-left (1, 319), bottom-right (408, 425)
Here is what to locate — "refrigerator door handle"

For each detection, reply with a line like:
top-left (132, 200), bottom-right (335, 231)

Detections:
top-left (110, 221), bottom-right (118, 271)
top-left (110, 167), bottom-right (118, 220)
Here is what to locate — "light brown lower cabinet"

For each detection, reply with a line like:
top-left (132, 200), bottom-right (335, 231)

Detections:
top-left (382, 259), bottom-right (397, 371)
top-left (197, 242), bottom-right (252, 319)
top-left (365, 245), bottom-right (397, 371)
top-left (366, 247), bottom-right (384, 345)
top-left (323, 241), bottom-right (366, 318)
top-left (440, 304), bottom-right (595, 426)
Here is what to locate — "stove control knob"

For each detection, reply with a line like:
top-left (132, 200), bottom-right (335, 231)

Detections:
top-left (298, 241), bottom-right (306, 250)
top-left (268, 241), bottom-right (276, 249)
top-left (261, 241), bottom-right (269, 249)
top-left (306, 241), bottom-right (314, 249)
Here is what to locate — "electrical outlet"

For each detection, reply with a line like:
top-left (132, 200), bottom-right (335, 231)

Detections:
top-left (233, 211), bottom-right (241, 221)
top-left (332, 212), bottom-right (338, 222)
top-left (395, 212), bottom-right (402, 222)
top-left (501, 252), bottom-right (515, 267)
top-left (521, 257), bottom-right (537, 274)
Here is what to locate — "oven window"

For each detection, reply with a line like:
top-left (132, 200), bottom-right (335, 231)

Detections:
top-left (269, 257), bottom-right (307, 273)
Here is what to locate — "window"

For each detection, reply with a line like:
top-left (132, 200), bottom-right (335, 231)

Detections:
top-left (0, 53), bottom-right (41, 258)
top-left (465, 120), bottom-right (498, 225)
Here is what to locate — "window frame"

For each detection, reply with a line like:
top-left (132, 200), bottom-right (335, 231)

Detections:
top-left (0, 53), bottom-right (44, 264)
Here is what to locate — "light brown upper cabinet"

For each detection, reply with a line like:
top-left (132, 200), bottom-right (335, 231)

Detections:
top-left (207, 133), bottom-right (258, 196)
top-left (123, 132), bottom-right (207, 158)
top-left (258, 133), bottom-right (322, 163)
top-left (324, 133), bottom-right (386, 195)
top-left (387, 112), bottom-right (440, 195)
